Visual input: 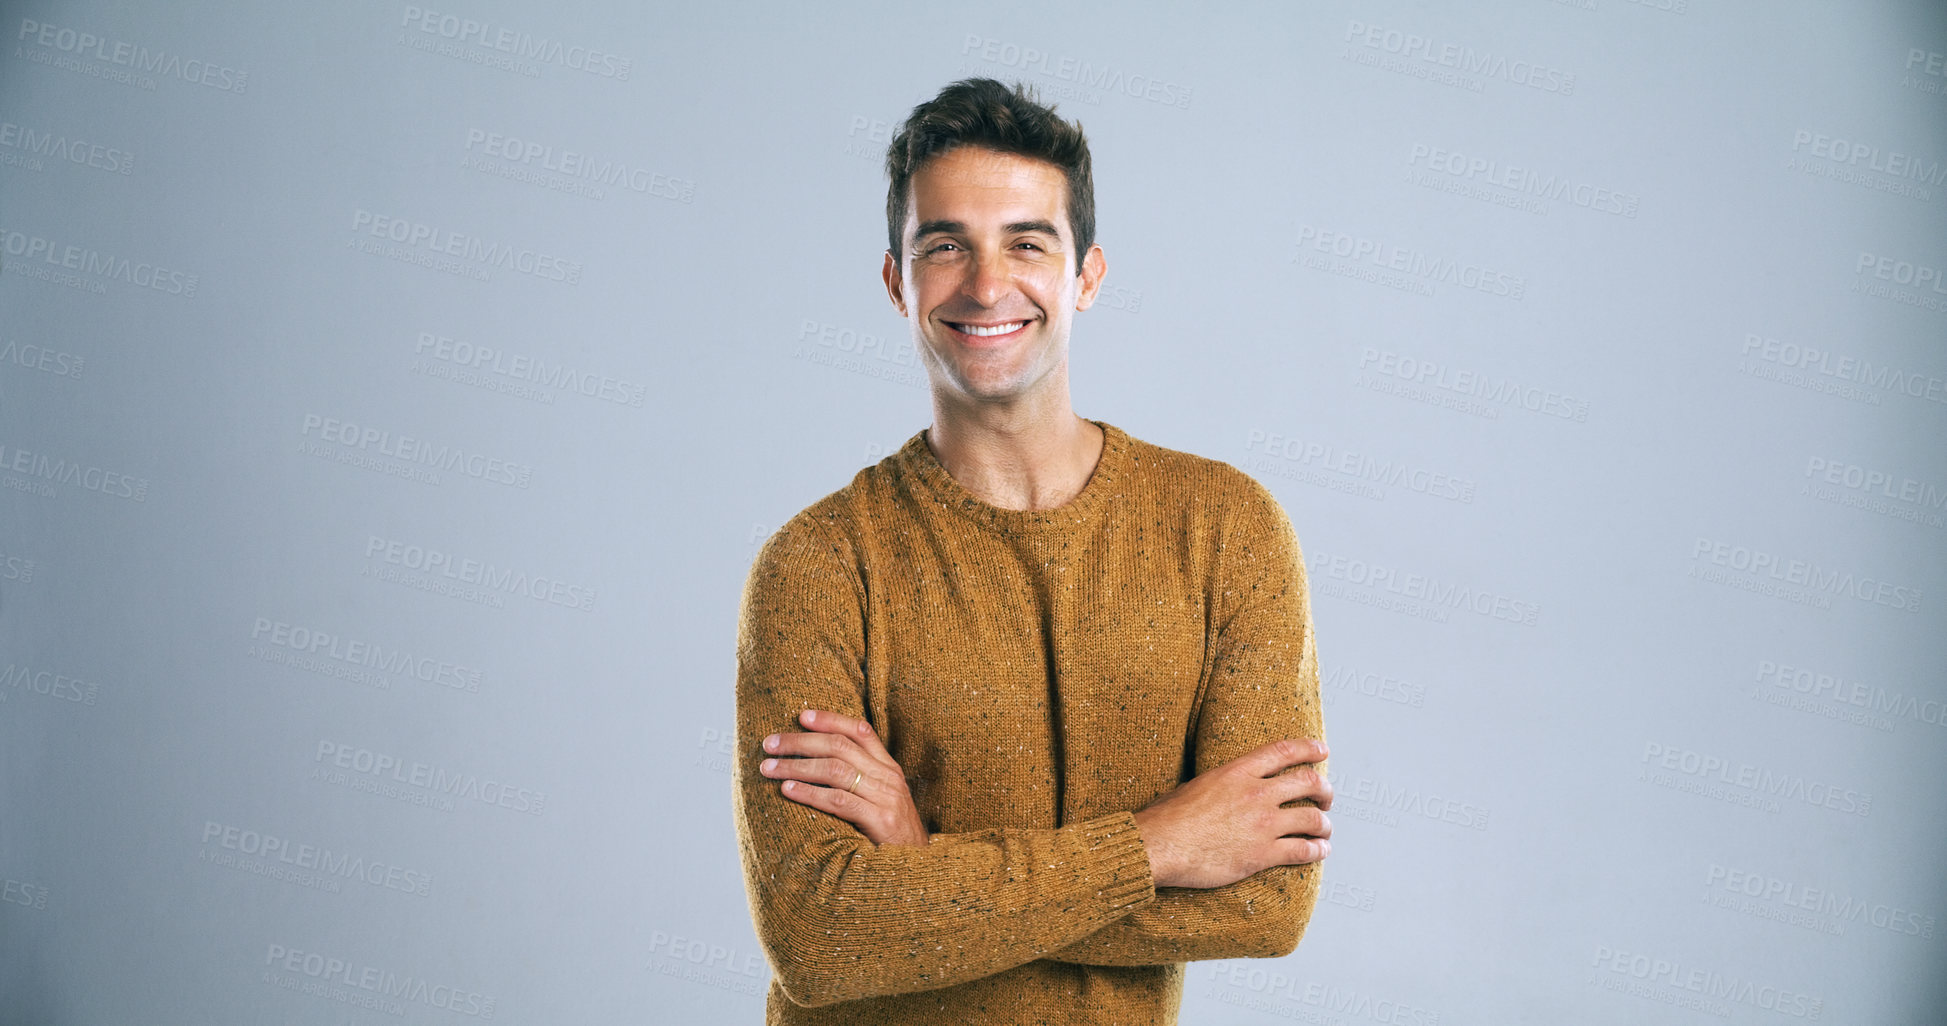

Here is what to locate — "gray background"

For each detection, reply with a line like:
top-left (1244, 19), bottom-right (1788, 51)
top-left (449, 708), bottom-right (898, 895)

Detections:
top-left (4, 1), bottom-right (1945, 1023)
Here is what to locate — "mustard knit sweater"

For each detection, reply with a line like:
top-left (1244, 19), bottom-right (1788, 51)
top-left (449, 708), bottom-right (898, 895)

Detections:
top-left (732, 419), bottom-right (1326, 1025)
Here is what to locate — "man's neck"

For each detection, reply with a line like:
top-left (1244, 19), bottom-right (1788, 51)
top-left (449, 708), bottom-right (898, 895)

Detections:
top-left (923, 404), bottom-right (1105, 513)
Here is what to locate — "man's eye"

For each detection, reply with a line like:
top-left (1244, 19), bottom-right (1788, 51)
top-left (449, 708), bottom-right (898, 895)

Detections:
top-left (1016, 242), bottom-right (1043, 251)
top-left (927, 243), bottom-right (959, 254)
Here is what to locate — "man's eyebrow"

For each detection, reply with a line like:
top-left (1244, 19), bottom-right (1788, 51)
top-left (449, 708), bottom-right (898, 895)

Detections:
top-left (912, 219), bottom-right (1063, 241)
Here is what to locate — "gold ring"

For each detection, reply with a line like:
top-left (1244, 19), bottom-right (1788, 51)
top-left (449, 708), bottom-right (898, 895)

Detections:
top-left (847, 769), bottom-right (863, 793)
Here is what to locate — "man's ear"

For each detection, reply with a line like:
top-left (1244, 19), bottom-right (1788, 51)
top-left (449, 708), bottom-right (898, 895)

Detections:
top-left (1073, 244), bottom-right (1107, 312)
top-left (882, 249), bottom-right (908, 317)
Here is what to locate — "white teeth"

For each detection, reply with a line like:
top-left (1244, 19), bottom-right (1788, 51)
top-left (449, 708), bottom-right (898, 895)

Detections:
top-left (955, 321), bottom-right (1026, 337)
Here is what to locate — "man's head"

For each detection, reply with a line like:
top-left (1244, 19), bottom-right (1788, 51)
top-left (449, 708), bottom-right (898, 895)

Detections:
top-left (881, 78), bottom-right (1107, 408)
top-left (884, 77), bottom-right (1095, 276)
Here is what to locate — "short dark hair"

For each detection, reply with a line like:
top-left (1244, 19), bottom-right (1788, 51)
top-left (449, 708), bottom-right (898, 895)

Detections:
top-left (884, 77), bottom-right (1095, 276)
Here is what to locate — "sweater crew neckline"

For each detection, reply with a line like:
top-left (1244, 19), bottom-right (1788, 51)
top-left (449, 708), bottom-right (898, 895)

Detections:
top-left (898, 419), bottom-right (1130, 535)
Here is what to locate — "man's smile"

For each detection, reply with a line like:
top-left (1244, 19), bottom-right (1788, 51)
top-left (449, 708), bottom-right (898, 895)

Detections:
top-left (942, 318), bottom-right (1034, 345)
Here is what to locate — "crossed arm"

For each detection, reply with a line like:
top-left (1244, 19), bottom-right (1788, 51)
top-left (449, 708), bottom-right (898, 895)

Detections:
top-left (1044, 482), bottom-right (1329, 964)
top-left (732, 488), bottom-right (1327, 1005)
top-left (1044, 604), bottom-right (1326, 961)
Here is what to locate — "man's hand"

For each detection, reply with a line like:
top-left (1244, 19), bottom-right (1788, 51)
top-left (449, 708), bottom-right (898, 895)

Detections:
top-left (1130, 738), bottom-right (1332, 889)
top-left (759, 708), bottom-right (931, 847)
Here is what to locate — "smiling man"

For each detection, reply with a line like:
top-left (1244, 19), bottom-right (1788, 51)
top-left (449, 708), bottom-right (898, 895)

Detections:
top-left (731, 77), bottom-right (1332, 1025)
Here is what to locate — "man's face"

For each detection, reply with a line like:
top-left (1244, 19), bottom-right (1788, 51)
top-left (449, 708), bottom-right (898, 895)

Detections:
top-left (882, 144), bottom-right (1105, 407)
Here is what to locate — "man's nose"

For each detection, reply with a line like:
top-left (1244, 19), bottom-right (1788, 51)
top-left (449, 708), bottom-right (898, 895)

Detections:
top-left (962, 251), bottom-right (1011, 305)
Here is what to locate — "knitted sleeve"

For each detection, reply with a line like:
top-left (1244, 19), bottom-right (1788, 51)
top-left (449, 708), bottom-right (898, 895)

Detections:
top-left (731, 514), bottom-right (1158, 1008)
top-left (1042, 475), bottom-right (1326, 966)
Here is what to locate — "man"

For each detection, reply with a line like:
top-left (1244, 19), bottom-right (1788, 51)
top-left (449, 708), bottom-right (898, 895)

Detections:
top-left (732, 76), bottom-right (1332, 1025)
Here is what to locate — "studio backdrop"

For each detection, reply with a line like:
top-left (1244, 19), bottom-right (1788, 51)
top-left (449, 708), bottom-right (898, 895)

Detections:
top-left (3, 1), bottom-right (1944, 1023)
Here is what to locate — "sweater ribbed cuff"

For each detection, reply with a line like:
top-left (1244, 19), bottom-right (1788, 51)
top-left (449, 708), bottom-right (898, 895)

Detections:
top-left (1075, 810), bottom-right (1156, 913)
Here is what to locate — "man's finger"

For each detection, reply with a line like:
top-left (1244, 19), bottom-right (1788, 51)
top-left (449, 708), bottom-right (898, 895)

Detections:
top-left (764, 754), bottom-right (867, 795)
top-left (767, 728), bottom-right (860, 762)
top-left (1273, 836), bottom-right (1331, 866)
top-left (1276, 807), bottom-right (1331, 840)
top-left (777, 772), bottom-right (878, 830)
top-left (801, 708), bottom-right (894, 762)
top-left (1239, 737), bottom-right (1329, 777)
top-left (1273, 765), bottom-right (1332, 809)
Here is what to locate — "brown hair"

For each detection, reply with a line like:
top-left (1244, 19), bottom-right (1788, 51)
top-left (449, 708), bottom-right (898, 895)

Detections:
top-left (884, 77), bottom-right (1095, 276)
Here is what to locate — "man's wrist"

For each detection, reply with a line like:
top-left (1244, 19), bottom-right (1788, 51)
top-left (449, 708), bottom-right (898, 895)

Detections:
top-left (1129, 808), bottom-right (1175, 887)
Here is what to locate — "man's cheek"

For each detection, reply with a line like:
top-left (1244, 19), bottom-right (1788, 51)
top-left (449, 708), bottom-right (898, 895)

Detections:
top-left (1021, 267), bottom-right (1066, 298)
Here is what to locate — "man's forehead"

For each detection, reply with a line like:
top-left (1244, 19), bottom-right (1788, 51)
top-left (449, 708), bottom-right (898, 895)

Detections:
top-left (908, 146), bottom-right (1067, 234)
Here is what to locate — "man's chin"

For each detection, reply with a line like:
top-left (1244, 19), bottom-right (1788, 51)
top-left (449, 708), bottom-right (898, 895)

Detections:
top-left (940, 365), bottom-right (1045, 404)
